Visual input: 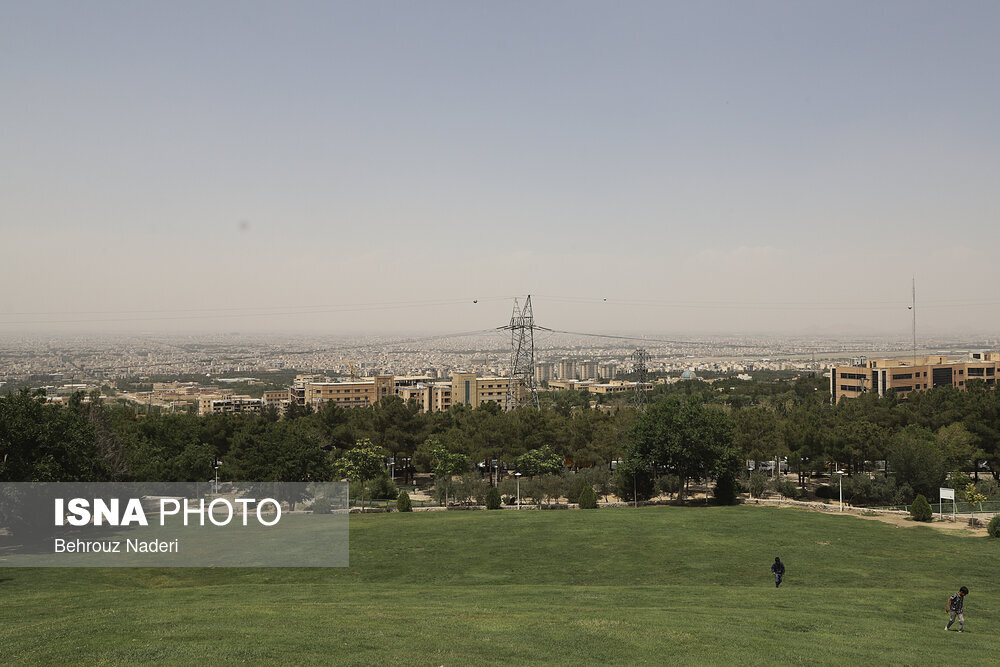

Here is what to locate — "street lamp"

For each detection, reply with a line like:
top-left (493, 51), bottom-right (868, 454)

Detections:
top-left (834, 470), bottom-right (844, 512)
top-left (515, 472), bottom-right (522, 509)
top-left (213, 458), bottom-right (222, 494)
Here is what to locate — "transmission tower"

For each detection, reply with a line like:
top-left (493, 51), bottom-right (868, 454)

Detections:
top-left (500, 295), bottom-right (546, 410)
top-left (631, 347), bottom-right (650, 408)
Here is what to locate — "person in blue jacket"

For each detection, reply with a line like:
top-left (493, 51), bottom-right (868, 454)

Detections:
top-left (771, 557), bottom-right (785, 587)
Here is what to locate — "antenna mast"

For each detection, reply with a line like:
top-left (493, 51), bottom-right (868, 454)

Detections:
top-left (912, 277), bottom-right (916, 365)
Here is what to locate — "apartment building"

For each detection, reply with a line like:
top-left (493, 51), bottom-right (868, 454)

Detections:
top-left (579, 360), bottom-right (599, 380)
top-left (557, 358), bottom-right (577, 380)
top-left (830, 352), bottom-right (1000, 403)
top-left (535, 361), bottom-right (555, 383)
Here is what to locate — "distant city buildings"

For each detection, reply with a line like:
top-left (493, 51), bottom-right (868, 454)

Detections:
top-left (830, 351), bottom-right (1000, 403)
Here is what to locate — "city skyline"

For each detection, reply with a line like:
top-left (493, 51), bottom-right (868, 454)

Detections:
top-left (3, 3), bottom-right (1000, 336)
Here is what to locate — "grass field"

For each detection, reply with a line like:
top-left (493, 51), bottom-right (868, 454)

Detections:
top-left (0, 506), bottom-right (995, 665)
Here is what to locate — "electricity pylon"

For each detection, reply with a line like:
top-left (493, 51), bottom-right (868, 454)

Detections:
top-left (500, 295), bottom-right (547, 410)
top-left (631, 347), bottom-right (650, 408)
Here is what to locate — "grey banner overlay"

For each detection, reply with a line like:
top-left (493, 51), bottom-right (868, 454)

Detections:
top-left (0, 482), bottom-right (348, 567)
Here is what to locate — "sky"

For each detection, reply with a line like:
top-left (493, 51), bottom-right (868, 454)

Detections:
top-left (2, 1), bottom-right (999, 338)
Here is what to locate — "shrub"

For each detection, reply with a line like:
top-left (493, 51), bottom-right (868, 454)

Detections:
top-left (578, 485), bottom-right (598, 509)
top-left (540, 474), bottom-right (566, 507)
top-left (396, 490), bottom-right (412, 512)
top-left (564, 474), bottom-right (588, 504)
top-left (774, 480), bottom-right (800, 500)
top-left (713, 473), bottom-right (738, 505)
top-left (485, 487), bottom-right (501, 510)
top-left (657, 474), bottom-right (682, 499)
top-left (945, 471), bottom-right (971, 495)
top-left (584, 467), bottom-right (613, 500)
top-left (839, 474), bottom-right (912, 507)
top-left (368, 476), bottom-right (399, 501)
top-left (614, 466), bottom-right (655, 503)
top-left (311, 496), bottom-right (333, 514)
top-left (910, 494), bottom-right (933, 521)
top-left (815, 485), bottom-right (835, 499)
top-left (988, 514), bottom-right (1000, 538)
top-left (433, 476), bottom-right (457, 506)
top-left (976, 477), bottom-right (1000, 501)
top-left (748, 470), bottom-right (768, 498)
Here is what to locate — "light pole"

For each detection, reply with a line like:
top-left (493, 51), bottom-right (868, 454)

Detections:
top-left (213, 458), bottom-right (222, 494)
top-left (515, 472), bottom-right (521, 509)
top-left (835, 470), bottom-right (843, 512)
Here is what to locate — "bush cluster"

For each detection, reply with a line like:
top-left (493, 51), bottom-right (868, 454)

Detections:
top-left (815, 485), bottom-right (836, 499)
top-left (311, 496), bottom-right (333, 514)
top-left (613, 466), bottom-right (655, 503)
top-left (988, 514), bottom-right (1000, 538)
top-left (747, 471), bottom-right (768, 498)
top-left (657, 474), bottom-right (682, 499)
top-left (773, 480), bottom-right (800, 500)
top-left (838, 474), bottom-right (912, 507)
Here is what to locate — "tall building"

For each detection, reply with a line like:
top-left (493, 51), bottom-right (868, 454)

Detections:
top-left (579, 360), bottom-right (598, 380)
top-left (535, 361), bottom-right (555, 383)
top-left (830, 352), bottom-right (1000, 403)
top-left (598, 361), bottom-right (618, 380)
top-left (557, 358), bottom-right (577, 380)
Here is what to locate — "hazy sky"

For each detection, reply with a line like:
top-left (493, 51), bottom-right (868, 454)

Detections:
top-left (3, 2), bottom-right (999, 337)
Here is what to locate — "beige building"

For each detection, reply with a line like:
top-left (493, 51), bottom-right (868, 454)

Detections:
top-left (262, 390), bottom-right (290, 410)
top-left (588, 380), bottom-right (652, 394)
top-left (831, 352), bottom-right (1000, 403)
top-left (292, 372), bottom-right (518, 413)
top-left (198, 394), bottom-right (264, 416)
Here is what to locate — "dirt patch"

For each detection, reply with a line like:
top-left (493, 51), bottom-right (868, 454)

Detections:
top-left (851, 509), bottom-right (991, 536)
top-left (761, 501), bottom-right (992, 537)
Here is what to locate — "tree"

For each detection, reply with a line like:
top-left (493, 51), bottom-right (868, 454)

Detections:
top-left (423, 439), bottom-right (469, 506)
top-left (613, 455), bottom-right (655, 504)
top-left (964, 483), bottom-right (987, 525)
top-left (0, 388), bottom-right (109, 482)
top-left (937, 423), bottom-right (979, 474)
top-left (514, 445), bottom-right (563, 477)
top-left (335, 439), bottom-right (385, 509)
top-left (629, 395), bottom-right (736, 499)
top-left (714, 472), bottom-right (738, 505)
top-left (888, 425), bottom-right (946, 499)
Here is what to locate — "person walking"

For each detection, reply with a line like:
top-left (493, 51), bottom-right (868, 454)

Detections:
top-left (771, 557), bottom-right (785, 588)
top-left (945, 586), bottom-right (969, 632)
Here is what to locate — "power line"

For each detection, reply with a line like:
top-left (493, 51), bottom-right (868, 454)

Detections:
top-left (0, 297), bottom-right (514, 326)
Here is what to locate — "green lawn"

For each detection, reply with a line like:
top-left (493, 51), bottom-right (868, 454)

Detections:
top-left (0, 506), bottom-right (995, 665)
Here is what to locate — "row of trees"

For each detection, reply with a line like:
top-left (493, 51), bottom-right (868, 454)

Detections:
top-left (3, 376), bottom-right (1000, 504)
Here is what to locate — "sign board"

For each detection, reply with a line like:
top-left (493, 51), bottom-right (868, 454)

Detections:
top-left (940, 487), bottom-right (955, 500)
